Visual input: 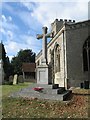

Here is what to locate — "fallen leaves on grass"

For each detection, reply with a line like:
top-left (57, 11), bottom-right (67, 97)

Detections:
top-left (2, 89), bottom-right (89, 118)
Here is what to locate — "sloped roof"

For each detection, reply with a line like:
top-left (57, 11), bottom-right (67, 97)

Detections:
top-left (22, 63), bottom-right (36, 72)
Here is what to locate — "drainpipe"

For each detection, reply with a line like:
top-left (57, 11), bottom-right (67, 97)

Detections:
top-left (62, 30), bottom-right (66, 89)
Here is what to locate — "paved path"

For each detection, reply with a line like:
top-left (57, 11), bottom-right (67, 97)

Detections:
top-left (10, 83), bottom-right (70, 101)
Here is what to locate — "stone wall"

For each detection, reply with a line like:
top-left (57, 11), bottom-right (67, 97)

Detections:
top-left (47, 32), bottom-right (66, 87)
top-left (66, 22), bottom-right (90, 87)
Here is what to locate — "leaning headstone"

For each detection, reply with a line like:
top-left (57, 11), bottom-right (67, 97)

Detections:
top-left (18, 75), bottom-right (24, 83)
top-left (9, 75), bottom-right (13, 85)
top-left (13, 74), bottom-right (18, 85)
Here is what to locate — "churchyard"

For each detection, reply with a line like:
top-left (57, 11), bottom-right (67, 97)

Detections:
top-left (1, 82), bottom-right (90, 119)
top-left (1, 19), bottom-right (90, 119)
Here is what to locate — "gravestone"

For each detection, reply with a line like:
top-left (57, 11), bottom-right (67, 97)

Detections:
top-left (13, 74), bottom-right (18, 85)
top-left (9, 75), bottom-right (13, 85)
top-left (18, 75), bottom-right (24, 83)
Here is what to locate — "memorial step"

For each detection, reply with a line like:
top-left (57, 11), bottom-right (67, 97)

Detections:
top-left (10, 83), bottom-right (72, 101)
top-left (43, 88), bottom-right (58, 95)
top-left (63, 90), bottom-right (72, 101)
top-left (52, 84), bottom-right (59, 89)
top-left (12, 89), bottom-right (72, 101)
top-left (40, 90), bottom-right (72, 101)
top-left (57, 87), bottom-right (66, 94)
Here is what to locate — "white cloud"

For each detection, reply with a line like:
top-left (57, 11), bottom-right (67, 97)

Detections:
top-left (2, 15), bottom-right (7, 22)
top-left (31, 2), bottom-right (88, 27)
top-left (17, 10), bottom-right (41, 33)
top-left (0, 28), bottom-right (6, 35)
top-left (19, 34), bottom-right (42, 52)
top-left (5, 40), bottom-right (25, 57)
top-left (7, 30), bottom-right (13, 39)
top-left (2, 1), bottom-right (89, 60)
top-left (0, 14), bottom-right (19, 47)
top-left (8, 16), bottom-right (12, 22)
top-left (1, 14), bottom-right (19, 31)
top-left (20, 2), bottom-right (36, 11)
top-left (5, 40), bottom-right (17, 51)
top-left (4, 34), bottom-right (42, 60)
top-left (1, 15), bottom-right (12, 23)
top-left (1, 13), bottom-right (40, 60)
top-left (3, 0), bottom-right (90, 2)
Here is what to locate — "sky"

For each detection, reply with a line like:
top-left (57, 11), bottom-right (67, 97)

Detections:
top-left (0, 0), bottom-right (89, 61)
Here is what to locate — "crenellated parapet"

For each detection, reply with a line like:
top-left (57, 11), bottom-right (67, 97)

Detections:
top-left (51, 19), bottom-right (75, 36)
top-left (65, 20), bottom-right (90, 30)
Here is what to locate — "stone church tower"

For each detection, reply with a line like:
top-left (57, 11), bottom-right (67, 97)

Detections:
top-left (36, 19), bottom-right (90, 89)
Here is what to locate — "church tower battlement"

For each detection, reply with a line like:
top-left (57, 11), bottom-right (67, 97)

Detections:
top-left (51, 19), bottom-right (75, 36)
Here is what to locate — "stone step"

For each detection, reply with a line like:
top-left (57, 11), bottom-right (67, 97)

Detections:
top-left (36, 84), bottom-right (53, 88)
top-left (28, 83), bottom-right (66, 90)
top-left (19, 86), bottom-right (64, 95)
top-left (39, 90), bottom-right (72, 101)
top-left (10, 83), bottom-right (72, 101)
top-left (57, 87), bottom-right (66, 94)
top-left (63, 90), bottom-right (72, 101)
top-left (29, 83), bottom-right (53, 89)
top-left (12, 89), bottom-right (72, 101)
top-left (52, 84), bottom-right (59, 89)
top-left (42, 88), bottom-right (58, 95)
top-left (22, 84), bottom-right (66, 95)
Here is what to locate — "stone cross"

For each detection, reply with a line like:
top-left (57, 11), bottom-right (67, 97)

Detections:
top-left (37, 27), bottom-right (52, 64)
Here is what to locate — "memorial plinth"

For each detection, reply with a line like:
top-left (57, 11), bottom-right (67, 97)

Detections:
top-left (36, 64), bottom-right (48, 84)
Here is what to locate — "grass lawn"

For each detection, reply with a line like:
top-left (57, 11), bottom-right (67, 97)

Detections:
top-left (2, 82), bottom-right (31, 98)
top-left (1, 83), bottom-right (90, 119)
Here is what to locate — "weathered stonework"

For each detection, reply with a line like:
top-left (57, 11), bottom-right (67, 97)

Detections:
top-left (36, 27), bottom-right (52, 84)
top-left (0, 59), bottom-right (4, 84)
top-left (36, 19), bottom-right (90, 89)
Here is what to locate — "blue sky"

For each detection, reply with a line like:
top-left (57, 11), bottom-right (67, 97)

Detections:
top-left (0, 0), bottom-right (89, 60)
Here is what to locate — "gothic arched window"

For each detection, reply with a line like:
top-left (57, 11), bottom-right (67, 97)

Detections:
top-left (54, 43), bottom-right (60, 73)
top-left (83, 37), bottom-right (90, 71)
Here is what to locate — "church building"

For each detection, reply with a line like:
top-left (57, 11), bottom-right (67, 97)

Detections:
top-left (35, 19), bottom-right (90, 89)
